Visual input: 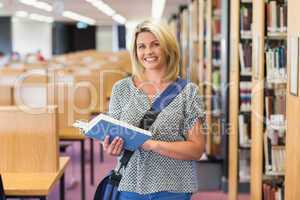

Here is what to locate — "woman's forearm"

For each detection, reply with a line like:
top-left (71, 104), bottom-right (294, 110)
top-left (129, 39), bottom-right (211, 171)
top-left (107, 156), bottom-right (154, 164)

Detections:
top-left (148, 140), bottom-right (205, 160)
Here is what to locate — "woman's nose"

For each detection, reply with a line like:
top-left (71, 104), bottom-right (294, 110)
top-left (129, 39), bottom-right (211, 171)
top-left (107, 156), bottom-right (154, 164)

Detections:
top-left (145, 46), bottom-right (154, 54)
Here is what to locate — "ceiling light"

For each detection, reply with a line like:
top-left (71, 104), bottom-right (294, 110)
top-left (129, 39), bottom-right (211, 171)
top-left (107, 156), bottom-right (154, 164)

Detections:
top-left (29, 13), bottom-right (54, 23)
top-left (35, 1), bottom-right (52, 12)
top-left (152, 0), bottom-right (166, 21)
top-left (85, 0), bottom-right (126, 24)
top-left (15, 11), bottom-right (29, 18)
top-left (18, 0), bottom-right (53, 12)
top-left (63, 11), bottom-right (96, 25)
top-left (87, 0), bottom-right (115, 16)
top-left (112, 14), bottom-right (126, 24)
top-left (0, 3), bottom-right (3, 8)
top-left (15, 11), bottom-right (53, 23)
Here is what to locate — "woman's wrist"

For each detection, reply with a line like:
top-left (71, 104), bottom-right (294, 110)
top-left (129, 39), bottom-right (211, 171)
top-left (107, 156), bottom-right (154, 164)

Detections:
top-left (142, 139), bottom-right (159, 151)
top-left (149, 140), bottom-right (159, 151)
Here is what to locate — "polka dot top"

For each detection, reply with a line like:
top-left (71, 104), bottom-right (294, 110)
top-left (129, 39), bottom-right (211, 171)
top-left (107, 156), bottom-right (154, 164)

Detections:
top-left (108, 77), bottom-right (206, 194)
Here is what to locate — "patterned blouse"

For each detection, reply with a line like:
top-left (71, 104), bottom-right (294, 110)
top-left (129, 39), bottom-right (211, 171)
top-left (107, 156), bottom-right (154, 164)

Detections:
top-left (108, 77), bottom-right (206, 194)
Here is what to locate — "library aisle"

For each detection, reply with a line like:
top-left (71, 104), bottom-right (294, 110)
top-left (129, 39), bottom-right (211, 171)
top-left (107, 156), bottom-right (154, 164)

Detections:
top-left (48, 140), bottom-right (250, 200)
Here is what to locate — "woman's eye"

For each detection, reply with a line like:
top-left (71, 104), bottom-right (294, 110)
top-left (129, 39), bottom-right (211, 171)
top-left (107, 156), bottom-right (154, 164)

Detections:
top-left (154, 42), bottom-right (160, 46)
top-left (138, 45), bottom-right (145, 49)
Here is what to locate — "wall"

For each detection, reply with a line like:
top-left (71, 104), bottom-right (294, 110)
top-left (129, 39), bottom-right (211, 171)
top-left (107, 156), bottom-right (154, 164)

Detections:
top-left (12, 18), bottom-right (52, 58)
top-left (96, 25), bottom-right (113, 51)
top-left (52, 22), bottom-right (96, 53)
top-left (52, 22), bottom-right (69, 55)
top-left (0, 17), bottom-right (12, 54)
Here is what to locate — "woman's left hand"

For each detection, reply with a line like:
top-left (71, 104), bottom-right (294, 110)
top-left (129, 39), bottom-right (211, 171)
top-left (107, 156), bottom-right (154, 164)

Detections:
top-left (141, 140), bottom-right (157, 151)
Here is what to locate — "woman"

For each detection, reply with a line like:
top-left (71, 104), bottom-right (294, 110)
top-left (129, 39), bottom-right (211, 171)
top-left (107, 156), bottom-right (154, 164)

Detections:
top-left (103, 20), bottom-right (206, 200)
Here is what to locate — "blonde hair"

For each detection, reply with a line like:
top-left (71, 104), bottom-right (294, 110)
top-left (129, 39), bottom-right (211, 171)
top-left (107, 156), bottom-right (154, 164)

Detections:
top-left (130, 20), bottom-right (180, 81)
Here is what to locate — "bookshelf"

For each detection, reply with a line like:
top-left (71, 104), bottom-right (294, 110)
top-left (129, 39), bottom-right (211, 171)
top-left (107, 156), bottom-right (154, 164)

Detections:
top-left (198, 0), bottom-right (205, 96)
top-left (189, 0), bottom-right (199, 85)
top-left (204, 0), bottom-right (213, 155)
top-left (229, 0), bottom-right (253, 198)
top-left (179, 5), bottom-right (189, 80)
top-left (284, 0), bottom-right (300, 199)
top-left (175, 0), bottom-right (230, 189)
top-left (250, 0), bottom-right (288, 200)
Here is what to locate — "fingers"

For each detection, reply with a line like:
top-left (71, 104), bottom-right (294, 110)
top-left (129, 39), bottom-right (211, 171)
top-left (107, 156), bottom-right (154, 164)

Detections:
top-left (110, 137), bottom-right (124, 156)
top-left (103, 136), bottom-right (124, 156)
top-left (103, 135), bottom-right (110, 151)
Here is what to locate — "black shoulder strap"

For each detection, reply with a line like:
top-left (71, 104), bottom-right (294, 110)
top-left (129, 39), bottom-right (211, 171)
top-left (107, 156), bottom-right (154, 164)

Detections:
top-left (118, 78), bottom-right (187, 170)
top-left (0, 174), bottom-right (6, 200)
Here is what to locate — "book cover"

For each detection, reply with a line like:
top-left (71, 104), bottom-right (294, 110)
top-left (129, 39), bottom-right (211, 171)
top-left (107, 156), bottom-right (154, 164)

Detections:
top-left (73, 114), bottom-right (152, 151)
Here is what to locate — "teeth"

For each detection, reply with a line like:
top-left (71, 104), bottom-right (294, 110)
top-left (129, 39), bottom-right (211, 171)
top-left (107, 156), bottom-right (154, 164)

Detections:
top-left (145, 57), bottom-right (156, 62)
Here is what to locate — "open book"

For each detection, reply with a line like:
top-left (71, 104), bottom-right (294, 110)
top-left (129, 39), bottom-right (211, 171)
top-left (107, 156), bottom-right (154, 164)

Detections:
top-left (73, 113), bottom-right (152, 151)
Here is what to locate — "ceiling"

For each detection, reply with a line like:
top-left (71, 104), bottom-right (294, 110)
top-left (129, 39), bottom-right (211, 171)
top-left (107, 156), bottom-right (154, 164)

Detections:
top-left (0, 0), bottom-right (189, 25)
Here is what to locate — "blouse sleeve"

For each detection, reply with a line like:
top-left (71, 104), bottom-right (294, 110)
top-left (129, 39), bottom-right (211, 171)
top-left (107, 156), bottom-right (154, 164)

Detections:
top-left (182, 83), bottom-right (207, 136)
top-left (108, 83), bottom-right (122, 120)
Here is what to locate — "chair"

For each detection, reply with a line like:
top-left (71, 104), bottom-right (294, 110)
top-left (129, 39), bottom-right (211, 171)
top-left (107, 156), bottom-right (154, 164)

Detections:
top-left (0, 174), bottom-right (6, 200)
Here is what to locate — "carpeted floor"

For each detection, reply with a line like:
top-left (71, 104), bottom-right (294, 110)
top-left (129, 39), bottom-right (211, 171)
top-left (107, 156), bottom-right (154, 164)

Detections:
top-left (46, 140), bottom-right (250, 200)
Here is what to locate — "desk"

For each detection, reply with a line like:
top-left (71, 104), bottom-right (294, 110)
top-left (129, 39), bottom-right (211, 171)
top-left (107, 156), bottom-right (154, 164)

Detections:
top-left (2, 157), bottom-right (69, 200)
top-left (59, 127), bottom-right (89, 200)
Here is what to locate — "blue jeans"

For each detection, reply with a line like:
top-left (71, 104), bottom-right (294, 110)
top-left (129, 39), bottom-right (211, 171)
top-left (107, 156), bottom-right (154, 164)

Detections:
top-left (119, 191), bottom-right (192, 200)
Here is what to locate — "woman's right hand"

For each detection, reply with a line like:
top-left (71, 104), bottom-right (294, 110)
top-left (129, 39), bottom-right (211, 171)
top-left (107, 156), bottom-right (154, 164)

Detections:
top-left (103, 136), bottom-right (124, 156)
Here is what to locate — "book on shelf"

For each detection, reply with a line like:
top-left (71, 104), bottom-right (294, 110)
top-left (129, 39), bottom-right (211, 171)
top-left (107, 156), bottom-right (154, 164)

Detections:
top-left (265, 45), bottom-right (287, 83)
top-left (212, 0), bottom-right (221, 10)
top-left (212, 70), bottom-right (221, 91)
top-left (263, 180), bottom-right (284, 200)
top-left (265, 88), bottom-right (286, 121)
top-left (240, 5), bottom-right (252, 32)
top-left (264, 131), bottom-right (285, 175)
top-left (240, 81), bottom-right (252, 112)
top-left (212, 19), bottom-right (221, 36)
top-left (266, 0), bottom-right (287, 33)
top-left (239, 150), bottom-right (251, 182)
top-left (239, 113), bottom-right (251, 147)
top-left (239, 42), bottom-right (252, 75)
top-left (73, 113), bottom-right (152, 151)
top-left (212, 43), bottom-right (221, 63)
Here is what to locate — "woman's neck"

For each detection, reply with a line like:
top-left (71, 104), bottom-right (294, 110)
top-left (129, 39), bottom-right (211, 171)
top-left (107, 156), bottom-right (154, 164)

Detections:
top-left (143, 69), bottom-right (166, 84)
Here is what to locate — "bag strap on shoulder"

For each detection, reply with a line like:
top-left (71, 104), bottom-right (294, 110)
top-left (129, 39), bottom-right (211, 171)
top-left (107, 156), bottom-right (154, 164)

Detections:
top-left (118, 78), bottom-right (187, 170)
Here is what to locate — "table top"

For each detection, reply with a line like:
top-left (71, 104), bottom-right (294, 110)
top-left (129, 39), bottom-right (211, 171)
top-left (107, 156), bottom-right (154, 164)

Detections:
top-left (2, 156), bottom-right (70, 196)
top-left (59, 127), bottom-right (85, 140)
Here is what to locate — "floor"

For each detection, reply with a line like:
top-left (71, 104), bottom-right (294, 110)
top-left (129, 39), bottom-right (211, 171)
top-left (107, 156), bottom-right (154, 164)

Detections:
top-left (46, 140), bottom-right (250, 200)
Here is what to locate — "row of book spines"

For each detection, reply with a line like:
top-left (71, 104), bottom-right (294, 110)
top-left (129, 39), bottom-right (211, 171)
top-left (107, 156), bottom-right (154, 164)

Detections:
top-left (240, 6), bottom-right (252, 31)
top-left (266, 1), bottom-right (287, 33)
top-left (263, 181), bottom-right (284, 200)
top-left (265, 95), bottom-right (286, 119)
top-left (265, 46), bottom-right (286, 69)
top-left (212, 0), bottom-right (221, 10)
top-left (240, 81), bottom-right (252, 112)
top-left (264, 132), bottom-right (285, 174)
top-left (239, 43), bottom-right (252, 71)
top-left (212, 70), bottom-right (221, 90)
top-left (265, 46), bottom-right (287, 82)
top-left (266, 128), bottom-right (285, 146)
top-left (265, 146), bottom-right (285, 174)
top-left (212, 45), bottom-right (221, 60)
top-left (239, 114), bottom-right (251, 146)
top-left (212, 19), bottom-right (221, 35)
top-left (211, 93), bottom-right (221, 110)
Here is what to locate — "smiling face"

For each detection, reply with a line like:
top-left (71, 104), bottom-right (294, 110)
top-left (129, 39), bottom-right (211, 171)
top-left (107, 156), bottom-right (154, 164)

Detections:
top-left (135, 31), bottom-right (166, 72)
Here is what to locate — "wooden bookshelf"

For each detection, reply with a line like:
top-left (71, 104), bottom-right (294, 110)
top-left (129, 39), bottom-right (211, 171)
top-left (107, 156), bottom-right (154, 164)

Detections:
top-left (285, 0), bottom-right (300, 199)
top-left (198, 0), bottom-right (205, 96)
top-left (251, 0), bottom-right (288, 200)
top-left (189, 0), bottom-right (199, 84)
top-left (229, 0), bottom-right (254, 198)
top-left (179, 6), bottom-right (189, 80)
top-left (204, 0), bottom-right (213, 155)
top-left (229, 0), bottom-right (240, 198)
